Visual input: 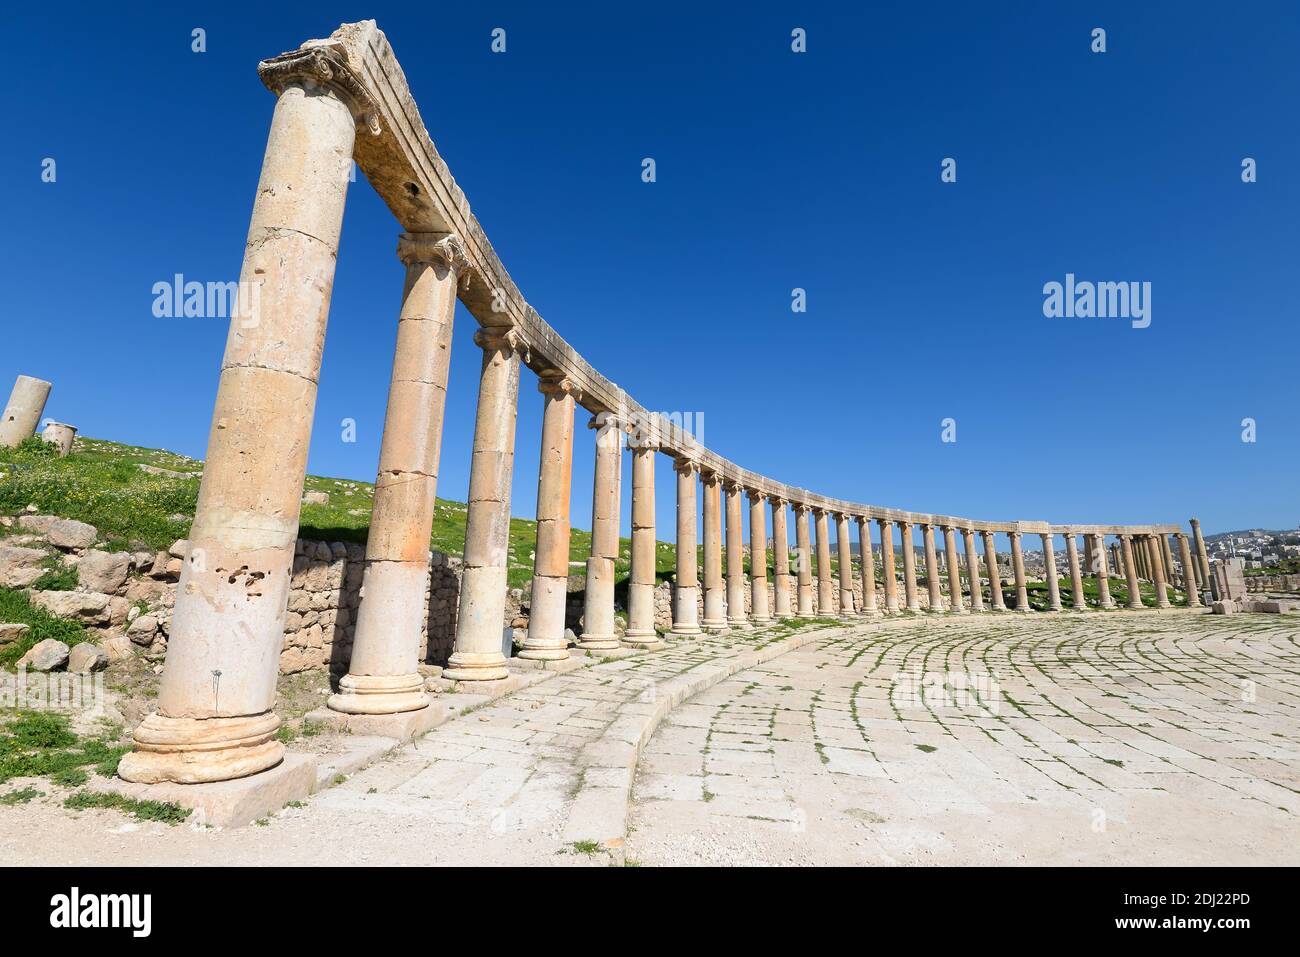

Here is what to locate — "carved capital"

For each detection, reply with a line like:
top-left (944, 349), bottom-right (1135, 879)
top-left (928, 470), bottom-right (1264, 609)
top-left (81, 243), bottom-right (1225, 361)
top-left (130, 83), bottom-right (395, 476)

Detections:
top-left (538, 372), bottom-right (580, 400)
top-left (397, 233), bottom-right (469, 274)
top-left (257, 44), bottom-right (381, 136)
top-left (474, 325), bottom-right (529, 362)
top-left (748, 489), bottom-right (767, 504)
top-left (673, 457), bottom-right (698, 477)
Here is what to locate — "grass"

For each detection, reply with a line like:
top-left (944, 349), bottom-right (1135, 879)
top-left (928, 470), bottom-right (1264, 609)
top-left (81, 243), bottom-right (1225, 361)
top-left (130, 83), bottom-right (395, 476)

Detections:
top-left (0, 786), bottom-right (43, 805)
top-left (0, 711), bottom-right (128, 785)
top-left (63, 789), bottom-right (190, 824)
top-left (29, 555), bottom-right (78, 592)
top-left (0, 587), bottom-right (89, 670)
top-left (571, 840), bottom-right (601, 855)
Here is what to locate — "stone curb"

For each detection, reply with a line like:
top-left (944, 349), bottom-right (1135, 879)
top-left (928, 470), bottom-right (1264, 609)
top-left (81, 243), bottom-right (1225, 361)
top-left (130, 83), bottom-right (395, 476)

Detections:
top-left (560, 621), bottom-right (855, 860)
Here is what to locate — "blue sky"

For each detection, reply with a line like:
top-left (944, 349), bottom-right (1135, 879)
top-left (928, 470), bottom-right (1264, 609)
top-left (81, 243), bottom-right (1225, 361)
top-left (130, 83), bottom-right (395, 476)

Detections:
top-left (5, 1), bottom-right (1297, 542)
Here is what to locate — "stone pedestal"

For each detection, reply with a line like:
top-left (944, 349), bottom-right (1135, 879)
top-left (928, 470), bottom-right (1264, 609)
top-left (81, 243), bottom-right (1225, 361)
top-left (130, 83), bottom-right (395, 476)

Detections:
top-left (445, 327), bottom-right (526, 680)
top-left (41, 421), bottom-right (76, 457)
top-left (519, 374), bottom-right (578, 660)
top-left (725, 481), bottom-right (750, 628)
top-left (670, 459), bottom-right (702, 637)
top-left (749, 490), bottom-right (772, 623)
top-left (623, 446), bottom-right (659, 645)
top-left (0, 375), bottom-right (52, 448)
top-left (120, 55), bottom-right (364, 784)
top-left (772, 499), bottom-right (793, 617)
top-left (963, 527), bottom-right (984, 612)
top-left (700, 472), bottom-right (727, 630)
top-left (579, 415), bottom-right (622, 649)
top-left (795, 506), bottom-right (815, 617)
top-left (1009, 531), bottom-right (1029, 612)
top-left (330, 233), bottom-right (464, 715)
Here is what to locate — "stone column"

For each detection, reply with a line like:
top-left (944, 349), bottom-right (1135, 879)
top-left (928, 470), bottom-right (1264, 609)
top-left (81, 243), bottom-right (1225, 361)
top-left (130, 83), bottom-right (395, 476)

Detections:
top-left (120, 50), bottom-right (365, 784)
top-left (749, 490), bottom-right (772, 624)
top-left (795, 505), bottom-right (815, 617)
top-left (1041, 533), bottom-right (1061, 612)
top-left (1138, 538), bottom-right (1151, 581)
top-left (518, 373), bottom-right (579, 661)
top-left (444, 326), bottom-right (527, 681)
top-left (329, 233), bottom-right (465, 716)
top-left (1064, 532), bottom-right (1086, 610)
top-left (1083, 536), bottom-right (1094, 581)
top-left (1093, 534), bottom-right (1114, 609)
top-left (836, 512), bottom-right (856, 617)
top-left (814, 509), bottom-right (835, 614)
top-left (943, 526), bottom-right (964, 613)
top-left (1120, 534), bottom-right (1143, 609)
top-left (771, 499), bottom-right (793, 617)
top-left (900, 521), bottom-right (920, 611)
top-left (857, 516), bottom-right (879, 615)
top-left (1177, 533), bottom-right (1202, 607)
top-left (41, 422), bottom-right (76, 457)
top-left (963, 528), bottom-right (984, 611)
top-left (1151, 535), bottom-right (1171, 609)
top-left (1009, 531), bottom-right (1030, 611)
top-left (578, 414), bottom-right (622, 649)
top-left (0, 375), bottom-right (52, 448)
top-left (1190, 518), bottom-right (1211, 591)
top-left (700, 471), bottom-right (727, 630)
top-left (982, 531), bottom-right (1005, 610)
top-left (878, 519), bottom-right (899, 613)
top-left (1160, 535), bottom-right (1176, 591)
top-left (922, 523), bottom-right (941, 612)
top-left (623, 446), bottom-right (659, 645)
top-left (670, 459), bottom-right (701, 637)
top-left (725, 481), bottom-right (750, 628)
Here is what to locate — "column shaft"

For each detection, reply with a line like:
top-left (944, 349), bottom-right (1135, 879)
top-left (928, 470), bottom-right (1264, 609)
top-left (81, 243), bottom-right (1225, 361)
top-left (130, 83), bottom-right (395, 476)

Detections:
top-left (795, 506), bottom-right (815, 617)
top-left (0, 375), bottom-right (52, 448)
top-left (815, 510), bottom-right (835, 614)
top-left (1042, 533), bottom-right (1061, 611)
top-left (444, 328), bottom-right (526, 680)
top-left (944, 526), bottom-right (964, 612)
top-left (725, 482), bottom-right (750, 627)
top-left (750, 491), bottom-right (772, 623)
top-left (837, 513), bottom-right (856, 616)
top-left (1190, 518), bottom-right (1212, 592)
top-left (1064, 533), bottom-right (1086, 610)
top-left (1178, 534), bottom-right (1202, 607)
top-left (878, 519), bottom-right (899, 613)
top-left (922, 524), bottom-right (941, 612)
top-left (578, 415), bottom-right (622, 649)
top-left (700, 473), bottom-right (727, 629)
top-left (1121, 535), bottom-right (1143, 608)
top-left (857, 517), bottom-right (879, 615)
top-left (1010, 532), bottom-right (1029, 611)
top-left (120, 70), bottom-right (358, 784)
top-left (623, 447), bottom-right (659, 644)
top-left (519, 375), bottom-right (578, 660)
top-left (330, 233), bottom-right (464, 715)
top-left (670, 461), bottom-right (701, 636)
top-left (772, 500), bottom-right (792, 617)
top-left (1151, 535), bottom-right (1171, 608)
top-left (1094, 534), bottom-right (1114, 608)
top-left (900, 522), bottom-right (920, 611)
top-left (962, 528), bottom-right (984, 611)
top-left (983, 532), bottom-right (1005, 610)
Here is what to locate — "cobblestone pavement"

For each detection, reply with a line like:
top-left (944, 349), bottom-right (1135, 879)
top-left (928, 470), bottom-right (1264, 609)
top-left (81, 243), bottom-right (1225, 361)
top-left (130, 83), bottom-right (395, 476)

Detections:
top-left (627, 611), bottom-right (1300, 866)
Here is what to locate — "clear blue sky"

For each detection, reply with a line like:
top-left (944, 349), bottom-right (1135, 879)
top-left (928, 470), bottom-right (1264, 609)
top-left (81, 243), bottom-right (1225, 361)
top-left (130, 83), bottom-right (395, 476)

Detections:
top-left (5, 1), bottom-right (1296, 542)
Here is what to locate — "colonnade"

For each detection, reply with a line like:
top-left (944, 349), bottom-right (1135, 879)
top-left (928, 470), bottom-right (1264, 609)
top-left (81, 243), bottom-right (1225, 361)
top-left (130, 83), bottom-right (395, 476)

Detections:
top-left (117, 24), bottom-right (1211, 786)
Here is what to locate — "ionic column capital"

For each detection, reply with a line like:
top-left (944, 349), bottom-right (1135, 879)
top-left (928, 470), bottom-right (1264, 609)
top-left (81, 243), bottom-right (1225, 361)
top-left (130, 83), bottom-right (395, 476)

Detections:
top-left (748, 488), bottom-right (767, 503)
top-left (537, 371), bottom-right (581, 400)
top-left (258, 44), bottom-right (382, 136)
top-left (397, 232), bottom-right (470, 274)
top-left (673, 456), bottom-right (699, 476)
top-left (474, 324), bottom-right (530, 361)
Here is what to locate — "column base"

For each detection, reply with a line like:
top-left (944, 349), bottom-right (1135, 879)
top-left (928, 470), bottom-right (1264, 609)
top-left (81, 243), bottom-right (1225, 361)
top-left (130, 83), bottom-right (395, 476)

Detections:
top-left (327, 673), bottom-right (430, 715)
top-left (621, 629), bottom-right (660, 648)
top-left (517, 636), bottom-right (570, 661)
top-left (727, 617), bottom-right (753, 630)
top-left (751, 615), bottom-right (773, 625)
top-left (117, 712), bottom-right (283, 785)
top-left (670, 624), bottom-right (703, 639)
top-left (442, 649), bottom-right (510, 681)
top-left (859, 606), bottom-right (880, 617)
top-left (575, 633), bottom-right (621, 651)
top-left (700, 618), bottom-right (729, 631)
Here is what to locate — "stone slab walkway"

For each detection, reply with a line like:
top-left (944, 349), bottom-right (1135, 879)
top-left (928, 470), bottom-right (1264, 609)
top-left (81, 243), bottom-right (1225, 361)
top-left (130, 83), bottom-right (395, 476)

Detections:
top-left (626, 611), bottom-right (1300, 865)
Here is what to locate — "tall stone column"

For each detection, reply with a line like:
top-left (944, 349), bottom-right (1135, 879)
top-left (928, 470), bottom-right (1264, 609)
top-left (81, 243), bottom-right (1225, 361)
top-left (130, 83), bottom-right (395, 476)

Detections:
top-left (1064, 532), bottom-right (1086, 610)
top-left (670, 459), bottom-right (701, 637)
top-left (943, 526), bottom-right (964, 613)
top-left (1190, 518), bottom-right (1211, 591)
top-left (1160, 535), bottom-right (1176, 592)
top-left (700, 471), bottom-right (727, 630)
top-left (749, 490), bottom-right (772, 623)
top-left (795, 505), bottom-right (815, 617)
top-left (1138, 538), bottom-right (1151, 581)
top-left (1120, 535), bottom-right (1143, 609)
top-left (857, 516), bottom-right (879, 615)
top-left (900, 521), bottom-right (920, 611)
top-left (982, 532), bottom-right (1005, 610)
top-left (922, 524), bottom-right (941, 612)
top-left (329, 233), bottom-right (465, 716)
top-left (1041, 533), bottom-right (1061, 612)
top-left (0, 375), bottom-right (52, 448)
top-left (725, 481), bottom-right (750, 628)
top-left (518, 374), bottom-right (579, 661)
top-left (771, 499), bottom-right (793, 617)
top-left (578, 414), bottom-right (622, 649)
top-left (836, 512), bottom-right (856, 617)
top-left (1009, 531), bottom-right (1030, 612)
top-left (1083, 536), bottom-right (1094, 582)
top-left (878, 519), bottom-right (899, 613)
top-left (1177, 533), bottom-right (1202, 607)
top-left (444, 326), bottom-right (527, 681)
top-left (1093, 534), bottom-right (1114, 609)
top-left (1151, 535), bottom-right (1171, 609)
top-left (623, 446), bottom-right (659, 645)
top-left (963, 528), bottom-right (984, 611)
top-left (814, 509), bottom-right (835, 614)
top-left (119, 51), bottom-right (366, 785)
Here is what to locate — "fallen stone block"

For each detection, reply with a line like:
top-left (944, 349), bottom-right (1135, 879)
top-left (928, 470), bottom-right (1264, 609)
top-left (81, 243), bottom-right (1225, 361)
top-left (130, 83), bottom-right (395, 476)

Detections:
top-left (68, 642), bottom-right (110, 673)
top-left (0, 622), bottom-right (31, 646)
top-left (47, 518), bottom-right (98, 550)
top-left (0, 544), bottom-right (47, 588)
top-left (76, 549), bottom-right (131, 594)
top-left (17, 638), bottom-right (70, 672)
